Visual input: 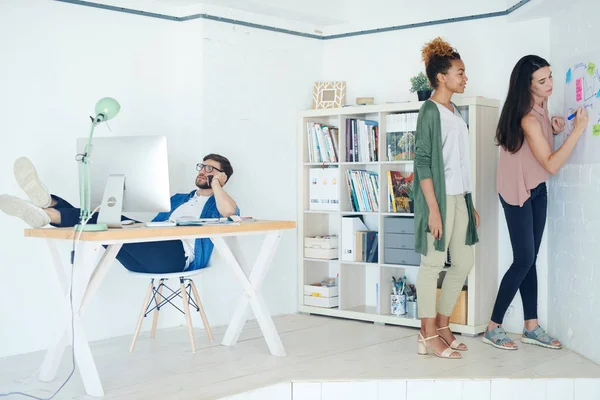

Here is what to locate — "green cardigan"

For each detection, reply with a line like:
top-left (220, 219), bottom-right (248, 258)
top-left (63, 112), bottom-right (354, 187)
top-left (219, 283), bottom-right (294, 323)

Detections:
top-left (413, 100), bottom-right (479, 256)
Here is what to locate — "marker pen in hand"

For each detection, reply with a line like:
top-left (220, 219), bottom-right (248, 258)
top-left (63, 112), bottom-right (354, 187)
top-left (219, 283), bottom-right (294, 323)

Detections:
top-left (568, 107), bottom-right (582, 121)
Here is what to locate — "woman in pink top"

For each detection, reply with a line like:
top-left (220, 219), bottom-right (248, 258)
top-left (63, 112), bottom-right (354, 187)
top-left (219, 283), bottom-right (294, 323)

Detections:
top-left (483, 55), bottom-right (589, 350)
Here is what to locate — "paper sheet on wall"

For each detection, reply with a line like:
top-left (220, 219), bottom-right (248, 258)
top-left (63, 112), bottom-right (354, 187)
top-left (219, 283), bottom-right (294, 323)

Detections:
top-left (559, 56), bottom-right (600, 164)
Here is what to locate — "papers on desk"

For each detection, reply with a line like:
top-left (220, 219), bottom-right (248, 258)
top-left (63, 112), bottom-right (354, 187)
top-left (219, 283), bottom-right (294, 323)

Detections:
top-left (144, 221), bottom-right (176, 227)
top-left (175, 217), bottom-right (240, 226)
top-left (142, 217), bottom-right (254, 227)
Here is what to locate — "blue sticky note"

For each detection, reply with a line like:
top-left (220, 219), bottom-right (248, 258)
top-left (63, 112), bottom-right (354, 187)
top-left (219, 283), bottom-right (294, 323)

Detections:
top-left (597, 89), bottom-right (600, 98)
top-left (566, 68), bottom-right (572, 83)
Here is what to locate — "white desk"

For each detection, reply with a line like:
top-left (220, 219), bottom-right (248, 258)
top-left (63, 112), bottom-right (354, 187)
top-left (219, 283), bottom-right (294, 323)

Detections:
top-left (24, 220), bottom-right (296, 397)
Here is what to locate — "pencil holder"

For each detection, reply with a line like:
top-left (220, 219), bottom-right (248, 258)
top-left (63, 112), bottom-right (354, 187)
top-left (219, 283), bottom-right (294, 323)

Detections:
top-left (406, 300), bottom-right (418, 319)
top-left (391, 294), bottom-right (407, 316)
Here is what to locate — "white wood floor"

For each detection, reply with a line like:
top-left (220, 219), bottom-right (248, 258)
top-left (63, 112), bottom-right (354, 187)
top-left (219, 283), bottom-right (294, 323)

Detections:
top-left (1, 314), bottom-right (599, 399)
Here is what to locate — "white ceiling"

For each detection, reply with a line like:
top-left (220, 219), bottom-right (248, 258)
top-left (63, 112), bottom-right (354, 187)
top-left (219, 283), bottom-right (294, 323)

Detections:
top-left (83, 0), bottom-right (523, 34)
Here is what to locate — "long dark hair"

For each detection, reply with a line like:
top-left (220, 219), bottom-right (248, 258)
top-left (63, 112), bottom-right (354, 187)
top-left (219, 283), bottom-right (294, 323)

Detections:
top-left (496, 55), bottom-right (550, 153)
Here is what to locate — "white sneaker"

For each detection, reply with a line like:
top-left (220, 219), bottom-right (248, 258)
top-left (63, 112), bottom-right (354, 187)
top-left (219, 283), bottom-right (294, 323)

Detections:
top-left (0, 195), bottom-right (51, 228)
top-left (13, 157), bottom-right (51, 208)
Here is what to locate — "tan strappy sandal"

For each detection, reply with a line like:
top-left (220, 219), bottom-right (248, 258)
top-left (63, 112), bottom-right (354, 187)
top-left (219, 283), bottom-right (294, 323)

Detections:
top-left (417, 333), bottom-right (462, 359)
top-left (437, 326), bottom-right (468, 351)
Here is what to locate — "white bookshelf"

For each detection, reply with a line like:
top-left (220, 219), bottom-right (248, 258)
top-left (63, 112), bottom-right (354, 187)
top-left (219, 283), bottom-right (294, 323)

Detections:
top-left (297, 98), bottom-right (500, 336)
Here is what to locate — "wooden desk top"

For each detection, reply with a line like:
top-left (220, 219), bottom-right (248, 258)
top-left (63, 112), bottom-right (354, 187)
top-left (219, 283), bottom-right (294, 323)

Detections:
top-left (24, 220), bottom-right (296, 242)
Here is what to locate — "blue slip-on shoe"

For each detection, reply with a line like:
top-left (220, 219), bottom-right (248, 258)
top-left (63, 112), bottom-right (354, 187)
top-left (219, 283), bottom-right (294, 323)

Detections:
top-left (521, 326), bottom-right (562, 349)
top-left (482, 326), bottom-right (518, 350)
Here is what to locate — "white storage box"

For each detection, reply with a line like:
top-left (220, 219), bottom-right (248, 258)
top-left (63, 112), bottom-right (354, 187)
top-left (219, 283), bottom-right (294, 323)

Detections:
top-left (305, 235), bottom-right (338, 249)
top-left (309, 168), bottom-right (340, 211)
top-left (303, 283), bottom-right (339, 308)
top-left (304, 247), bottom-right (338, 259)
top-left (304, 295), bottom-right (339, 308)
top-left (304, 283), bottom-right (339, 298)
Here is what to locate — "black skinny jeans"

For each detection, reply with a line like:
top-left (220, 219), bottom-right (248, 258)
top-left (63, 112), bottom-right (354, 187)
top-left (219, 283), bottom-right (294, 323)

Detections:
top-left (491, 182), bottom-right (547, 324)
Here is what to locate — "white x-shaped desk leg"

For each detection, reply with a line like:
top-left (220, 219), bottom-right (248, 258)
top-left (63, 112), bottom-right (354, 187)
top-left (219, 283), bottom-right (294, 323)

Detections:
top-left (211, 231), bottom-right (285, 356)
top-left (39, 241), bottom-right (121, 397)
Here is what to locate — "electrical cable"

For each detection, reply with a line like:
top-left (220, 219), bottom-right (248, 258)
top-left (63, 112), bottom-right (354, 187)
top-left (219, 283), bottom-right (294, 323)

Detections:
top-left (0, 206), bottom-right (101, 399)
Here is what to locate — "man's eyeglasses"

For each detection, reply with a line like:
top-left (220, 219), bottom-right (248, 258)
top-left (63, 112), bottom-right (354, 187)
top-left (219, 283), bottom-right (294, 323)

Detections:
top-left (196, 163), bottom-right (224, 173)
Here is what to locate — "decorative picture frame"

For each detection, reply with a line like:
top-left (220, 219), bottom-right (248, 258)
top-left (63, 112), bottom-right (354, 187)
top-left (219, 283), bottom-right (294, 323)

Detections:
top-left (312, 81), bottom-right (346, 109)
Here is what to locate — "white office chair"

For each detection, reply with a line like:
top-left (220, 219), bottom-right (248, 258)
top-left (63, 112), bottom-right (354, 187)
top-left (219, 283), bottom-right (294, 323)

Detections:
top-left (128, 269), bottom-right (213, 353)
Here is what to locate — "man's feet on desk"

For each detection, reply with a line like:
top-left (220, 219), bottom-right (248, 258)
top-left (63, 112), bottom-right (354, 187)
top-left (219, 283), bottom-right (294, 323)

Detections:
top-left (13, 157), bottom-right (51, 208)
top-left (0, 194), bottom-right (50, 228)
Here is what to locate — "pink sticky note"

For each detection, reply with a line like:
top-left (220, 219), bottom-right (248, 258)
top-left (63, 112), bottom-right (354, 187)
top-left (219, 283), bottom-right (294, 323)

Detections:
top-left (576, 78), bottom-right (583, 101)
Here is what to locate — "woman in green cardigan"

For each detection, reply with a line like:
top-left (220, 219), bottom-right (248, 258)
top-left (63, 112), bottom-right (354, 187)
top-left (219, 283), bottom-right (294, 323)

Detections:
top-left (414, 38), bottom-right (480, 359)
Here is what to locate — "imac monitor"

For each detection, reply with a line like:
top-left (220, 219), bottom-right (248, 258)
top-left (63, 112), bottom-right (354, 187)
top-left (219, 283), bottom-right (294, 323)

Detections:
top-left (76, 135), bottom-right (171, 228)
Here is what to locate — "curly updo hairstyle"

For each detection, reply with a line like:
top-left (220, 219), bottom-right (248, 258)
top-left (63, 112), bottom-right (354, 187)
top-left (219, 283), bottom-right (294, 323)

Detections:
top-left (421, 37), bottom-right (461, 89)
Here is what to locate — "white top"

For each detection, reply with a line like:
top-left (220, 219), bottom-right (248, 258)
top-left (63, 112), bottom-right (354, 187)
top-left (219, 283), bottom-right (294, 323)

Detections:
top-left (432, 100), bottom-right (472, 195)
top-left (168, 193), bottom-right (211, 268)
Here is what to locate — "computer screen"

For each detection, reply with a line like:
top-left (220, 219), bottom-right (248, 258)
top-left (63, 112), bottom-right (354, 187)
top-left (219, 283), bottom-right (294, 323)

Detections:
top-left (76, 135), bottom-right (171, 227)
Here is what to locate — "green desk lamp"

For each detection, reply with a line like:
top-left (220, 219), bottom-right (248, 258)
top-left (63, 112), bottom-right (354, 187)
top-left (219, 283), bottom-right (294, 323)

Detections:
top-left (75, 97), bottom-right (121, 232)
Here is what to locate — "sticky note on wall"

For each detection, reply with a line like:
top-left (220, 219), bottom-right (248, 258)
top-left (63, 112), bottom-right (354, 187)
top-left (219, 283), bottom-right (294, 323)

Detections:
top-left (593, 124), bottom-right (600, 136)
top-left (576, 78), bottom-right (583, 101)
top-left (588, 62), bottom-right (597, 77)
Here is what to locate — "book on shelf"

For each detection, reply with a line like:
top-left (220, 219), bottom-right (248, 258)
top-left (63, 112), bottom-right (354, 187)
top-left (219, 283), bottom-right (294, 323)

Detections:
top-left (387, 131), bottom-right (415, 161)
top-left (307, 122), bottom-right (339, 163)
top-left (345, 170), bottom-right (379, 212)
top-left (387, 171), bottom-right (414, 213)
top-left (345, 119), bottom-right (378, 162)
top-left (355, 231), bottom-right (378, 263)
top-left (386, 113), bottom-right (417, 161)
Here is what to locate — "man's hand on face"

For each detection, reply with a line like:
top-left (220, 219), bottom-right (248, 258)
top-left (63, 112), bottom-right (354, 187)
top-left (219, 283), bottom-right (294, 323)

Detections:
top-left (210, 172), bottom-right (227, 188)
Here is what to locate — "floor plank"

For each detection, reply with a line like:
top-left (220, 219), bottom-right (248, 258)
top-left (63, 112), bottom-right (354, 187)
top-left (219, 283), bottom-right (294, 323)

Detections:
top-left (0, 314), bottom-right (598, 399)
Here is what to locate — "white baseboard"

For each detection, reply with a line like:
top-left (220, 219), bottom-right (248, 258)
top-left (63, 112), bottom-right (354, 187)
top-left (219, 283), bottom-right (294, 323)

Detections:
top-left (219, 378), bottom-right (600, 400)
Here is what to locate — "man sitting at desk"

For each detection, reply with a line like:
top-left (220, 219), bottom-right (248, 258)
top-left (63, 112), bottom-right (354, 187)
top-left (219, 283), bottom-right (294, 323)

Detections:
top-left (0, 154), bottom-right (239, 273)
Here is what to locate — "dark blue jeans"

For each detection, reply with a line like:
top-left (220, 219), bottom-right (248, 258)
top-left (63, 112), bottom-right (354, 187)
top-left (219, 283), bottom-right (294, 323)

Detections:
top-left (491, 182), bottom-right (547, 324)
top-left (50, 195), bottom-right (187, 274)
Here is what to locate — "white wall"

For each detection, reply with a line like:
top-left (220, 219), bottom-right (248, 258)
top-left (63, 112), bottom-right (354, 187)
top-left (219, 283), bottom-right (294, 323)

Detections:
top-left (321, 0), bottom-right (514, 36)
top-left (322, 16), bottom-right (550, 104)
top-left (0, 0), bottom-right (186, 358)
top-left (195, 20), bottom-right (322, 331)
top-left (545, 0), bottom-right (600, 363)
top-left (322, 15), bottom-right (551, 332)
top-left (0, 0), bottom-right (565, 358)
top-left (0, 0), bottom-right (320, 357)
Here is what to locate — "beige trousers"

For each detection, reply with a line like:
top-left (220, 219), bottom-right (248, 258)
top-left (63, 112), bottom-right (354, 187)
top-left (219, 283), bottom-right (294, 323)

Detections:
top-left (416, 194), bottom-right (474, 318)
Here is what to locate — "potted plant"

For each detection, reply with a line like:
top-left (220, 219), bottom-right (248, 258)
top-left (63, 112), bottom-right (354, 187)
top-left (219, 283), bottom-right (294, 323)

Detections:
top-left (409, 72), bottom-right (432, 101)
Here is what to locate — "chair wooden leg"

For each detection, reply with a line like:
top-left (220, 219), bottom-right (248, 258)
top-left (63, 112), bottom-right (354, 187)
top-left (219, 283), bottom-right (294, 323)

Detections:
top-left (129, 281), bottom-right (154, 353)
top-left (151, 279), bottom-right (164, 339)
top-left (180, 280), bottom-right (196, 353)
top-left (190, 280), bottom-right (213, 342)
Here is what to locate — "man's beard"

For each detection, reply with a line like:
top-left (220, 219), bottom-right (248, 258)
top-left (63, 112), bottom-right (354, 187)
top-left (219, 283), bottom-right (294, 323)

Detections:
top-left (196, 177), bottom-right (210, 189)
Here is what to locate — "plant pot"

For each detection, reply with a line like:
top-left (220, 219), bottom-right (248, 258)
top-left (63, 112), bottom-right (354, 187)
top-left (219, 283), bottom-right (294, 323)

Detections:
top-left (417, 90), bottom-right (432, 101)
top-left (409, 199), bottom-right (414, 213)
